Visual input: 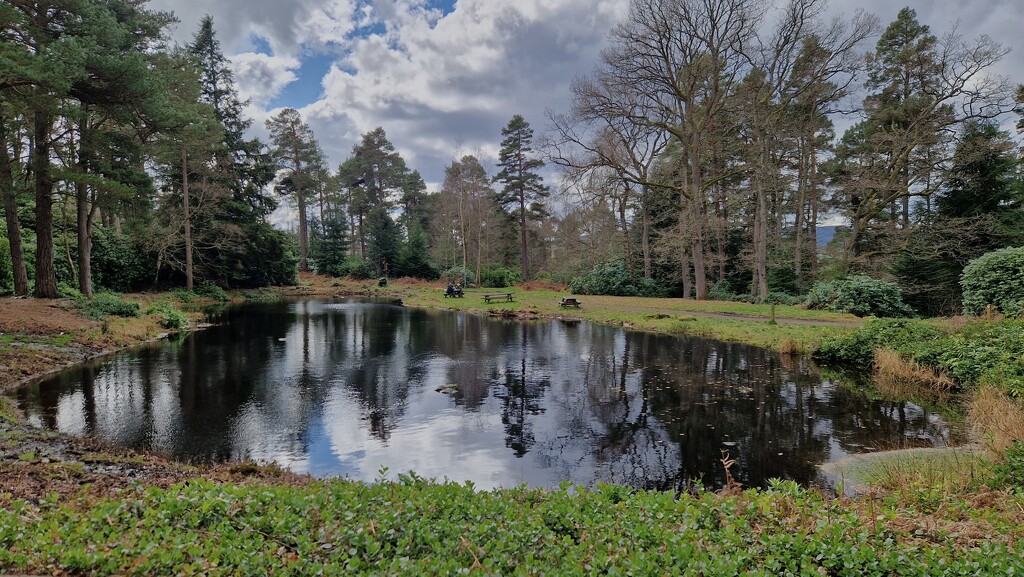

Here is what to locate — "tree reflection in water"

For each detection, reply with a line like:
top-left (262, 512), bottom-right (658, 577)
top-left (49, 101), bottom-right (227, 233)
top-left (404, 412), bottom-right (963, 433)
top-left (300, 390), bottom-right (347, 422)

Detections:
top-left (19, 299), bottom-right (961, 490)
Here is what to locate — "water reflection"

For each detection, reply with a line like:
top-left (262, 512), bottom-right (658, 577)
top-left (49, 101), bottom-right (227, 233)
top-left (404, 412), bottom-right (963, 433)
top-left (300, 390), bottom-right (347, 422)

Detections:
top-left (18, 299), bottom-right (959, 490)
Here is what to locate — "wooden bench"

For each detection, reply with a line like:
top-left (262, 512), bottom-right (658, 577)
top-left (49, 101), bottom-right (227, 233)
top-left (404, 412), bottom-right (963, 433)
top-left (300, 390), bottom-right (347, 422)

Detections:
top-left (482, 293), bottom-right (514, 303)
top-left (560, 297), bottom-right (581, 308)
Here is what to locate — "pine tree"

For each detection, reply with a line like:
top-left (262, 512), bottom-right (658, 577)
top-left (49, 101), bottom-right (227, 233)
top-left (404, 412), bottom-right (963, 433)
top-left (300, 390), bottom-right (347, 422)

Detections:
top-left (311, 210), bottom-right (349, 277)
top-left (494, 115), bottom-right (548, 281)
top-left (267, 108), bottom-right (320, 272)
top-left (337, 128), bottom-right (411, 257)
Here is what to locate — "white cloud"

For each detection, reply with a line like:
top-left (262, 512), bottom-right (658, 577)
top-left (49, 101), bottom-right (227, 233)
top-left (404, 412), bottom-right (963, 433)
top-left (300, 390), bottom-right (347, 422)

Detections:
top-left (230, 52), bottom-right (301, 108)
top-left (148, 0), bottom-right (1024, 191)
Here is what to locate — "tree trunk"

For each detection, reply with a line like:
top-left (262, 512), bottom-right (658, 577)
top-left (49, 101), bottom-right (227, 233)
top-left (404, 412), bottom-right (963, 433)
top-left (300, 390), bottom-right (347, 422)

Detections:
top-left (32, 109), bottom-right (58, 299)
top-left (618, 191), bottom-right (630, 274)
top-left (641, 190), bottom-right (652, 279)
top-left (297, 191), bottom-right (308, 272)
top-left (182, 147), bottom-right (193, 290)
top-left (793, 136), bottom-right (807, 288)
top-left (808, 149), bottom-right (819, 280)
top-left (0, 120), bottom-right (29, 296)
top-left (77, 114), bottom-right (93, 298)
top-left (753, 139), bottom-right (769, 300)
top-left (518, 187), bottom-right (529, 282)
top-left (689, 140), bottom-right (707, 300)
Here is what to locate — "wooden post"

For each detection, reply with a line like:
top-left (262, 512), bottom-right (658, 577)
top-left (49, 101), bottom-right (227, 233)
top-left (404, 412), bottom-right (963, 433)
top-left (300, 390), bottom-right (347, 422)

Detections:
top-left (771, 304), bottom-right (776, 324)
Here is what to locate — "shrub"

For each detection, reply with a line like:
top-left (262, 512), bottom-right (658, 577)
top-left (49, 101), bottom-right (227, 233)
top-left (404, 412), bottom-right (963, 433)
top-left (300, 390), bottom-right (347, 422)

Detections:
top-left (378, 276), bottom-right (387, 287)
top-left (994, 441), bottom-right (1024, 491)
top-left (961, 246), bottom-right (1024, 317)
top-left (764, 292), bottom-right (801, 306)
top-left (707, 279), bottom-right (734, 301)
top-left (806, 275), bottom-right (914, 317)
top-left (478, 266), bottom-right (520, 288)
top-left (814, 318), bottom-right (945, 369)
top-left (76, 292), bottom-right (140, 320)
top-left (145, 301), bottom-right (189, 330)
top-left (173, 289), bottom-right (195, 303)
top-left (339, 257), bottom-right (376, 280)
top-left (90, 228), bottom-right (151, 292)
top-left (569, 260), bottom-right (667, 297)
top-left (0, 236), bottom-right (11, 294)
top-left (194, 282), bottom-right (228, 302)
top-left (910, 320), bottom-right (1024, 396)
top-left (441, 267), bottom-right (475, 287)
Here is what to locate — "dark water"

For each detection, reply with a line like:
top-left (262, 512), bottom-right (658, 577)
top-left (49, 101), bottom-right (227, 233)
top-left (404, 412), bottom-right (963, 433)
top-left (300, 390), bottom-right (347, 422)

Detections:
top-left (18, 299), bottom-right (958, 490)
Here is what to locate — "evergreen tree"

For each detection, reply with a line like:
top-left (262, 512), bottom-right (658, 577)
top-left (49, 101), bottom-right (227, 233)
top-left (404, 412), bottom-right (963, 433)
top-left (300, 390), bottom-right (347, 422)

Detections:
top-left (893, 121), bottom-right (1024, 315)
top-left (337, 128), bottom-right (411, 257)
top-left (188, 16), bottom-right (288, 287)
top-left (399, 224), bottom-right (437, 279)
top-left (311, 210), bottom-right (349, 277)
top-left (266, 108), bottom-right (319, 272)
top-left (494, 115), bottom-right (548, 281)
top-left (365, 206), bottom-right (400, 277)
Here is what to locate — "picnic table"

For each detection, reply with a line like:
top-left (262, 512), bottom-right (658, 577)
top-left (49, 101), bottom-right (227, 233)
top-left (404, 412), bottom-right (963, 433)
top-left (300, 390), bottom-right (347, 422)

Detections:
top-left (560, 296), bottom-right (582, 308)
top-left (482, 293), bottom-right (514, 303)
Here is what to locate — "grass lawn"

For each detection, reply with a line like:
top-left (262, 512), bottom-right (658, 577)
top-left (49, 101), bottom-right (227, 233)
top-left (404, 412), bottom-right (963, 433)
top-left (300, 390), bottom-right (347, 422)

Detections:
top-left (398, 285), bottom-right (860, 353)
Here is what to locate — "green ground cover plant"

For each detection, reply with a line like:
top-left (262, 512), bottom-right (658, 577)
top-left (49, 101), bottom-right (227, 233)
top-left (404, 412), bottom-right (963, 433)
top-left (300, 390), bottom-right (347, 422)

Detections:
top-left (815, 318), bottom-right (1024, 397)
top-left (144, 301), bottom-right (190, 330)
top-left (0, 477), bottom-right (1020, 576)
top-left (74, 292), bottom-right (141, 320)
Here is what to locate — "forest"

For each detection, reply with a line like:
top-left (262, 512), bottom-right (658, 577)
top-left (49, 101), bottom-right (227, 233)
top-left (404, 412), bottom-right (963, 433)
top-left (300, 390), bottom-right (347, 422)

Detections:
top-left (2, 0), bottom-right (1024, 320)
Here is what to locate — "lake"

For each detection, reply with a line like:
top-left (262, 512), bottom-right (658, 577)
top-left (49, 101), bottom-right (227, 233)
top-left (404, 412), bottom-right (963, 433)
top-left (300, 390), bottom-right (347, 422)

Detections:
top-left (17, 299), bottom-right (959, 491)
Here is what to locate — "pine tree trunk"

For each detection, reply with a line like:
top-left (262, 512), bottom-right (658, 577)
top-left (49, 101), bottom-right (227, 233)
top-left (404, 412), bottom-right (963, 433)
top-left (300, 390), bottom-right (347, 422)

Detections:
top-left (0, 120), bottom-right (29, 296)
top-left (298, 192), bottom-right (308, 272)
top-left (519, 187), bottom-right (529, 282)
top-left (809, 149), bottom-right (819, 279)
top-left (182, 147), bottom-right (193, 290)
top-left (77, 115), bottom-right (93, 298)
top-left (32, 109), bottom-right (58, 299)
top-left (793, 137), bottom-right (807, 289)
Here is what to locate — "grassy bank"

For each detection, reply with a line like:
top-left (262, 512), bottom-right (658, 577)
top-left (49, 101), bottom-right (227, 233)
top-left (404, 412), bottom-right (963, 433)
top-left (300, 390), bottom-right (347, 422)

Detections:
top-left (365, 279), bottom-right (861, 353)
top-left (2, 476), bottom-right (1022, 576)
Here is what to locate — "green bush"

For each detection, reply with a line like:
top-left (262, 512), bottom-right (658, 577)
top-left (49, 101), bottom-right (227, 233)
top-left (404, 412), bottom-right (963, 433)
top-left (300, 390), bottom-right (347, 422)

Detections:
top-left (910, 321), bottom-right (1024, 396)
top-left (0, 236), bottom-right (12, 294)
top-left (194, 282), bottom-right (229, 302)
top-left (76, 292), bottom-right (141, 320)
top-left (339, 257), bottom-right (376, 280)
top-left (961, 246), bottom-right (1024, 317)
top-left (90, 228), bottom-right (151, 292)
top-left (806, 275), bottom-right (914, 317)
top-left (478, 266), bottom-right (520, 288)
top-left (995, 441), bottom-right (1024, 491)
top-left (173, 289), bottom-right (195, 303)
top-left (570, 260), bottom-right (667, 297)
top-left (707, 279), bottom-right (734, 301)
top-left (813, 318), bottom-right (945, 369)
top-left (441, 267), bottom-right (475, 287)
top-left (377, 276), bottom-right (387, 287)
top-left (764, 292), bottom-right (801, 306)
top-left (145, 301), bottom-right (189, 330)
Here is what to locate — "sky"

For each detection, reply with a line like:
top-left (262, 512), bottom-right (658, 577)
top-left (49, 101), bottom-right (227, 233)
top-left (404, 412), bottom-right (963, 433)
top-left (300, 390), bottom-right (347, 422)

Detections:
top-left (147, 0), bottom-right (1024, 193)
